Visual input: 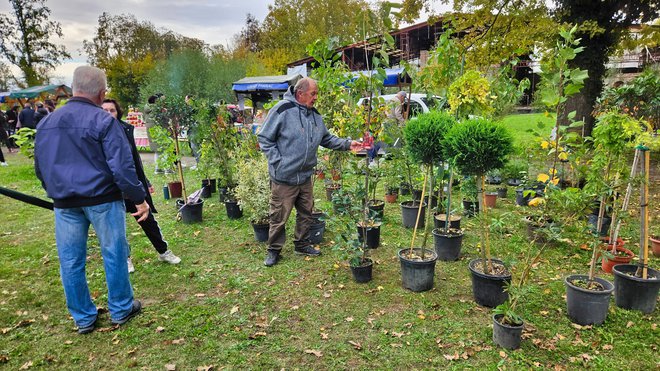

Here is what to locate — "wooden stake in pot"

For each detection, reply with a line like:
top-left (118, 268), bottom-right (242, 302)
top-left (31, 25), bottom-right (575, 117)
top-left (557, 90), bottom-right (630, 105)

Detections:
top-left (635, 145), bottom-right (650, 279)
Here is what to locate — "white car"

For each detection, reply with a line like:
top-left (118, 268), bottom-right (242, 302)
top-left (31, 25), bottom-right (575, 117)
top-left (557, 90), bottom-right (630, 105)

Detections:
top-left (357, 93), bottom-right (446, 118)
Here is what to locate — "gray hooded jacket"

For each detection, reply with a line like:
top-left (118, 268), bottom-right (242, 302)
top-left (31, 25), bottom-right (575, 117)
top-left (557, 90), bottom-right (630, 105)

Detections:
top-left (258, 87), bottom-right (351, 185)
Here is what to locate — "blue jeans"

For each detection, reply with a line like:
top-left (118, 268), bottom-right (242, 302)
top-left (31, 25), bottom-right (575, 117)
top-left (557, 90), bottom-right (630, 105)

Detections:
top-left (54, 201), bottom-right (134, 327)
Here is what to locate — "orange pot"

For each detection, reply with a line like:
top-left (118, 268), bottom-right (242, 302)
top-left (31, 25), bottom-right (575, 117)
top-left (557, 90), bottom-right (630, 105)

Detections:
top-left (601, 245), bottom-right (634, 273)
top-left (484, 193), bottom-right (497, 208)
top-left (651, 236), bottom-right (660, 257)
top-left (384, 193), bottom-right (398, 203)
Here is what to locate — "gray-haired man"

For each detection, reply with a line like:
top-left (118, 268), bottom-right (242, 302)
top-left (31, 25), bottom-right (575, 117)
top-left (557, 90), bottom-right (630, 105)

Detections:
top-left (257, 77), bottom-right (362, 267)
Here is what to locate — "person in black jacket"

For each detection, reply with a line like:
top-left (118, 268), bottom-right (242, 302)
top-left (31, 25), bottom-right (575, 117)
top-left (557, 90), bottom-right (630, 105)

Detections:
top-left (34, 102), bottom-right (49, 126)
top-left (102, 99), bottom-right (181, 272)
top-left (18, 103), bottom-right (36, 129)
top-left (5, 105), bottom-right (19, 150)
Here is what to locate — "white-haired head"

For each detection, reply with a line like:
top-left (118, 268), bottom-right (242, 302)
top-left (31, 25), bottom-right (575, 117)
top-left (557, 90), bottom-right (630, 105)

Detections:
top-left (72, 66), bottom-right (107, 105)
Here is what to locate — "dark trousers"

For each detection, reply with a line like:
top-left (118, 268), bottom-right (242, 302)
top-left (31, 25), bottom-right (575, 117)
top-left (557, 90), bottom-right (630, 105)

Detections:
top-left (0, 146), bottom-right (4, 162)
top-left (267, 178), bottom-right (313, 252)
top-left (131, 210), bottom-right (168, 254)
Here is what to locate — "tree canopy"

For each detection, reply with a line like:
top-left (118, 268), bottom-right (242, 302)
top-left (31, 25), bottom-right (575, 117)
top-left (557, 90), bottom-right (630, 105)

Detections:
top-left (0, 0), bottom-right (70, 87)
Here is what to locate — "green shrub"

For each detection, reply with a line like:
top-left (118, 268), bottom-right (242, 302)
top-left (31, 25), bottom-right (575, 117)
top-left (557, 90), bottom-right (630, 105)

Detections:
top-left (444, 118), bottom-right (514, 176)
top-left (403, 110), bottom-right (456, 165)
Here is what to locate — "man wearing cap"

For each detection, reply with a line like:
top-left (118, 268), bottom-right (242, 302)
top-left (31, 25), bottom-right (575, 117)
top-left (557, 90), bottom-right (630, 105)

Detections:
top-left (388, 91), bottom-right (407, 125)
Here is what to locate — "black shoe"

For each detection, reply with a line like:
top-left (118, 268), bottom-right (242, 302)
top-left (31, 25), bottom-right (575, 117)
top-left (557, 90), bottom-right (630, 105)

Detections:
top-left (112, 300), bottom-right (142, 325)
top-left (264, 250), bottom-right (281, 267)
top-left (294, 245), bottom-right (321, 256)
top-left (77, 316), bottom-right (98, 334)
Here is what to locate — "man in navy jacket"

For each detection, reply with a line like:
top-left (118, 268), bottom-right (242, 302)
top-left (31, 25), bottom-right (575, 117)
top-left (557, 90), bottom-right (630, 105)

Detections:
top-left (35, 66), bottom-right (148, 334)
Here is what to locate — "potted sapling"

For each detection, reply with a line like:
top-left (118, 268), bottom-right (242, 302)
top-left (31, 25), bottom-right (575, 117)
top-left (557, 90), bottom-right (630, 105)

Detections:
top-left (398, 111), bottom-right (453, 292)
top-left (235, 157), bottom-right (271, 242)
top-left (444, 118), bottom-right (514, 307)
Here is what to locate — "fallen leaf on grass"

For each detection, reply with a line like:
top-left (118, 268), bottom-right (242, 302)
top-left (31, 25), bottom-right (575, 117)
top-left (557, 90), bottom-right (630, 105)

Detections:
top-left (165, 364), bottom-right (176, 370)
top-left (196, 366), bottom-right (215, 371)
top-left (194, 293), bottom-right (206, 298)
top-left (0, 355), bottom-right (8, 363)
top-left (320, 332), bottom-right (329, 340)
top-left (249, 332), bottom-right (267, 339)
top-left (20, 361), bottom-right (33, 370)
top-left (348, 341), bottom-right (362, 350)
top-left (602, 344), bottom-right (613, 351)
top-left (499, 350), bottom-right (507, 358)
top-left (652, 323), bottom-right (657, 330)
top-left (390, 343), bottom-right (403, 348)
top-left (443, 353), bottom-right (460, 361)
top-left (304, 349), bottom-right (322, 357)
top-left (323, 292), bottom-right (331, 298)
top-left (156, 326), bottom-right (166, 333)
top-left (345, 317), bottom-right (354, 322)
top-left (96, 325), bottom-right (119, 333)
top-left (626, 321), bottom-right (634, 328)
top-left (571, 324), bottom-right (592, 330)
top-left (171, 338), bottom-right (185, 345)
top-left (193, 230), bottom-right (201, 236)
top-left (230, 306), bottom-right (239, 315)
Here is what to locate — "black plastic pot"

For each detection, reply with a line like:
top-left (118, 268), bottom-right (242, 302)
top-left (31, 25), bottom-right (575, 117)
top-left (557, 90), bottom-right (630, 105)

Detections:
top-left (357, 222), bottom-right (381, 249)
top-left (224, 200), bottom-right (243, 219)
top-left (176, 199), bottom-right (204, 224)
top-left (486, 175), bottom-right (502, 185)
top-left (367, 200), bottom-right (385, 221)
top-left (200, 185), bottom-right (212, 199)
top-left (587, 214), bottom-right (611, 237)
top-left (325, 185), bottom-right (340, 201)
top-left (398, 248), bottom-right (438, 292)
top-left (308, 221), bottom-right (325, 245)
top-left (497, 187), bottom-right (508, 198)
top-left (434, 213), bottom-right (461, 230)
top-left (350, 258), bottom-right (373, 283)
top-left (400, 201), bottom-right (426, 229)
top-left (399, 182), bottom-right (411, 196)
top-left (251, 222), bottom-right (269, 242)
top-left (564, 275), bottom-right (614, 325)
top-left (515, 189), bottom-right (531, 206)
top-left (432, 228), bottom-right (463, 261)
top-left (202, 179), bottom-right (216, 194)
top-left (462, 199), bottom-right (478, 217)
top-left (468, 259), bottom-right (511, 308)
top-left (612, 264), bottom-right (660, 314)
top-left (492, 314), bottom-right (523, 350)
top-left (507, 179), bottom-right (523, 187)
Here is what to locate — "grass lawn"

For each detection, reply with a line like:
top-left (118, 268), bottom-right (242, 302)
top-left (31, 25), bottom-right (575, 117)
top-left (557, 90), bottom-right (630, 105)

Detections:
top-left (1, 121), bottom-right (658, 369)
top-left (497, 112), bottom-right (555, 144)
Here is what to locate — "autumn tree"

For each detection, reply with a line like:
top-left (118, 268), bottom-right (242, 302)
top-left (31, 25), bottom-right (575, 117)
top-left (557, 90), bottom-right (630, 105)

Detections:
top-left (256, 0), bottom-right (373, 73)
top-left (554, 0), bottom-right (659, 135)
top-left (0, 0), bottom-right (70, 86)
top-left (83, 12), bottom-right (207, 107)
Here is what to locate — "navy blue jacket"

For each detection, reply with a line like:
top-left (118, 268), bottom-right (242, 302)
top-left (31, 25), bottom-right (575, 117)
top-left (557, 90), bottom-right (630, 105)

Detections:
top-left (19, 107), bottom-right (35, 129)
top-left (35, 97), bottom-right (145, 208)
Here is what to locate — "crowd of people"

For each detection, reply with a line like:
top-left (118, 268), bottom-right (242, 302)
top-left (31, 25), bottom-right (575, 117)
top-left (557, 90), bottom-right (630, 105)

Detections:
top-left (0, 100), bottom-right (56, 166)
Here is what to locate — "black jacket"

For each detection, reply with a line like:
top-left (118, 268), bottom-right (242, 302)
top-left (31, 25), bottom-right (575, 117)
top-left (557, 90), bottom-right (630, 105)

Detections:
top-left (19, 107), bottom-right (35, 129)
top-left (121, 120), bottom-right (157, 213)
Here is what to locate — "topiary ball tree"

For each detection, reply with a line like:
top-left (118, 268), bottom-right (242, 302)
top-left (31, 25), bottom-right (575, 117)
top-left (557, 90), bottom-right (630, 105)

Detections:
top-left (404, 110), bottom-right (456, 165)
top-left (403, 110), bottom-right (456, 257)
top-left (444, 118), bottom-right (514, 273)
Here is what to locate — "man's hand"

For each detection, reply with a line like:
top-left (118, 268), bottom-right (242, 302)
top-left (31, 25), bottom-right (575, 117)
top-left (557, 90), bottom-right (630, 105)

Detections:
top-left (132, 201), bottom-right (150, 222)
top-left (349, 140), bottom-right (363, 153)
top-left (148, 185), bottom-right (155, 194)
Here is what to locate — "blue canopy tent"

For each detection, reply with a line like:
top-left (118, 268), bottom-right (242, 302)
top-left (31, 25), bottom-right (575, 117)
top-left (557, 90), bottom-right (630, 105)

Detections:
top-left (232, 74), bottom-right (302, 111)
top-left (350, 67), bottom-right (411, 87)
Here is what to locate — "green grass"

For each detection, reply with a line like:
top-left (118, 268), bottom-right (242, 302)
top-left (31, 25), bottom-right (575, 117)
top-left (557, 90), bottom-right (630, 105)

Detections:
top-left (1, 134), bottom-right (658, 369)
top-left (497, 113), bottom-right (554, 143)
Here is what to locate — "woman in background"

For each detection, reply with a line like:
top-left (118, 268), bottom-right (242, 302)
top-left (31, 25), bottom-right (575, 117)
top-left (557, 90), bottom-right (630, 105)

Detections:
top-left (102, 99), bottom-right (181, 272)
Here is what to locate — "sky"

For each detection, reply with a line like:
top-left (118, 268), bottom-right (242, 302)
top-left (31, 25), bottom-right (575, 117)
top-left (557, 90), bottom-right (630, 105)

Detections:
top-left (0, 0), bottom-right (449, 87)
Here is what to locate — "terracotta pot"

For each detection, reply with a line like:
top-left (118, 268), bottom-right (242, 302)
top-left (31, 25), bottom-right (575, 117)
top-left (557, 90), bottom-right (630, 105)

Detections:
top-left (484, 193), bottom-right (497, 208)
top-left (601, 245), bottom-right (634, 273)
top-left (384, 193), bottom-right (398, 203)
top-left (168, 181), bottom-right (182, 198)
top-left (651, 236), bottom-right (660, 258)
top-left (316, 170), bottom-right (325, 180)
